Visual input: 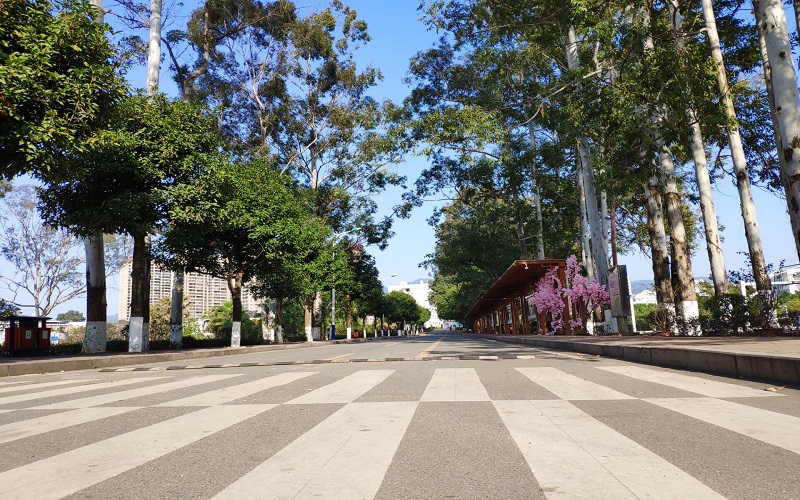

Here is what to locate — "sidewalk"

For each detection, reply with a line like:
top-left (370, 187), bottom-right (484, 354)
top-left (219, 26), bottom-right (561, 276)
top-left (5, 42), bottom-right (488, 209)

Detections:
top-left (0, 338), bottom-right (373, 378)
top-left (474, 333), bottom-right (800, 386)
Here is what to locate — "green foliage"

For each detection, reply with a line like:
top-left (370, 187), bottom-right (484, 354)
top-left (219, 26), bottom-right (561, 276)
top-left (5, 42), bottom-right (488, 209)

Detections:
top-left (202, 301), bottom-right (261, 344)
top-left (634, 303), bottom-right (656, 332)
top-left (147, 295), bottom-right (192, 341)
top-left (56, 310), bottom-right (85, 322)
top-left (0, 299), bottom-right (20, 319)
top-left (701, 293), bottom-right (751, 335)
top-left (0, 0), bottom-right (124, 180)
top-left (382, 291), bottom-right (422, 324)
top-left (39, 94), bottom-right (221, 237)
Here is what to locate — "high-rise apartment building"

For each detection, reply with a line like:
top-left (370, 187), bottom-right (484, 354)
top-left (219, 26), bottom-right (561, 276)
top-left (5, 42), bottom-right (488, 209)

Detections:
top-left (117, 261), bottom-right (263, 322)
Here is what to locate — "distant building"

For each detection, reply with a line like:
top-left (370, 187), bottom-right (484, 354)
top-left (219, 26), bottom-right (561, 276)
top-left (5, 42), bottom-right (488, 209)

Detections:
top-left (118, 261), bottom-right (263, 322)
top-left (770, 263), bottom-right (800, 295)
top-left (387, 279), bottom-right (442, 328)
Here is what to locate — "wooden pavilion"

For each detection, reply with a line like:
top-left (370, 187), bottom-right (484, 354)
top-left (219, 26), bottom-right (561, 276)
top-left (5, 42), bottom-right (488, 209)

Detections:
top-left (465, 259), bottom-right (575, 335)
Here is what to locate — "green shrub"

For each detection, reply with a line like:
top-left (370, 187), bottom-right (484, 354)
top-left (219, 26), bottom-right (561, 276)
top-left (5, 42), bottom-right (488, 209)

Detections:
top-left (634, 304), bottom-right (656, 331)
top-left (701, 293), bottom-right (750, 335)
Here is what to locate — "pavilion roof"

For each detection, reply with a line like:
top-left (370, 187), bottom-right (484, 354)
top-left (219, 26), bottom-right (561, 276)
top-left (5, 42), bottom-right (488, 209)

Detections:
top-left (464, 259), bottom-right (566, 319)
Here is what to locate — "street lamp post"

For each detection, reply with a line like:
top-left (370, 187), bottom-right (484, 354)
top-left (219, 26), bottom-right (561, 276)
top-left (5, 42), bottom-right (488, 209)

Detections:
top-left (329, 227), bottom-right (360, 341)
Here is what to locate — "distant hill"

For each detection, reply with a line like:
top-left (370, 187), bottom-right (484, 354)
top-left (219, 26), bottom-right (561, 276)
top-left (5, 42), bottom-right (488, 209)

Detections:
top-left (629, 280), bottom-right (654, 295)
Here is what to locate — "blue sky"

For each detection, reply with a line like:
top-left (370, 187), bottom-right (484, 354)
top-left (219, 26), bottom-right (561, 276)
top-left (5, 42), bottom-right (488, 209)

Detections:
top-left (1, 0), bottom-right (797, 318)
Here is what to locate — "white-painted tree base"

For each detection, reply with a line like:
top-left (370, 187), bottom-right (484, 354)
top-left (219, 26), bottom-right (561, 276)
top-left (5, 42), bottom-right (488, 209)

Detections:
top-left (305, 325), bottom-right (313, 342)
top-left (129, 317), bottom-right (144, 353)
top-left (681, 300), bottom-right (702, 336)
top-left (346, 327), bottom-right (351, 340)
top-left (83, 322), bottom-right (107, 353)
top-left (231, 321), bottom-right (241, 347)
top-left (312, 326), bottom-right (320, 341)
top-left (170, 325), bottom-right (182, 348)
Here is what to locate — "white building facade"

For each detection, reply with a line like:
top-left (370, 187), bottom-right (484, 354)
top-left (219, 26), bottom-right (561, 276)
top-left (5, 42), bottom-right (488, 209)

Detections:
top-left (118, 261), bottom-right (263, 322)
top-left (387, 279), bottom-right (442, 329)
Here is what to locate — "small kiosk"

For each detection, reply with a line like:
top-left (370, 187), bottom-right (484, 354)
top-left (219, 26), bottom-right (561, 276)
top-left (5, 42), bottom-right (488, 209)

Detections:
top-left (3, 316), bottom-right (52, 354)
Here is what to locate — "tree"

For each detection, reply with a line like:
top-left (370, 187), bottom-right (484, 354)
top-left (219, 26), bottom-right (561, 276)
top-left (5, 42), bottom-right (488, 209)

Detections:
top-left (0, 0), bottom-right (123, 180)
top-left (56, 310), bottom-right (85, 322)
top-left (0, 299), bottom-right (21, 319)
top-left (382, 290), bottom-right (421, 327)
top-left (39, 94), bottom-right (222, 351)
top-left (0, 185), bottom-right (84, 317)
top-left (191, 2), bottom-right (408, 339)
top-left (155, 157), bottom-right (318, 347)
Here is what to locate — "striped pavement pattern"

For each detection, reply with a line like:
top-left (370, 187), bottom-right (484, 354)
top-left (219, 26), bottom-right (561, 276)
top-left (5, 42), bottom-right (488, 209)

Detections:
top-left (0, 364), bottom-right (795, 499)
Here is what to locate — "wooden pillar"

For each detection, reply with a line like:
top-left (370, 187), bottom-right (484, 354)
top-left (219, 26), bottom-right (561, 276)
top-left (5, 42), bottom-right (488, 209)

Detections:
top-left (510, 297), bottom-right (518, 335)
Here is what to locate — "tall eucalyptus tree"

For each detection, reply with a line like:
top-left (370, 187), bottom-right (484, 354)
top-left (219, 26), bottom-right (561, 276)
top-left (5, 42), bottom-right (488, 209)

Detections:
top-left (700, 0), bottom-right (772, 313)
top-left (754, 0), bottom-right (800, 263)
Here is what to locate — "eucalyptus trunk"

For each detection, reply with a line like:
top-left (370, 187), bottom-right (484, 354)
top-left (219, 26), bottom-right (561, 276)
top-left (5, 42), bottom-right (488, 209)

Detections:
top-left (576, 157), bottom-right (595, 279)
top-left (755, 6), bottom-right (798, 254)
top-left (83, 0), bottom-right (107, 353)
top-left (667, 0), bottom-right (727, 295)
top-left (644, 177), bottom-right (675, 327)
top-left (83, 233), bottom-right (107, 352)
top-left (658, 142), bottom-right (699, 333)
top-left (566, 25), bottom-right (609, 292)
top-left (511, 183), bottom-right (530, 259)
top-left (755, 0), bottom-right (800, 262)
top-left (312, 291), bottom-right (323, 340)
top-left (701, 0), bottom-right (772, 300)
top-left (527, 122), bottom-right (545, 259)
top-left (638, 2), bottom-right (698, 332)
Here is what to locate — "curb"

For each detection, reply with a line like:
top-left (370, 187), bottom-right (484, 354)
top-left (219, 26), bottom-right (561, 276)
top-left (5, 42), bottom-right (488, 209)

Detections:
top-left (0, 337), bottom-right (392, 377)
top-left (477, 334), bottom-right (800, 385)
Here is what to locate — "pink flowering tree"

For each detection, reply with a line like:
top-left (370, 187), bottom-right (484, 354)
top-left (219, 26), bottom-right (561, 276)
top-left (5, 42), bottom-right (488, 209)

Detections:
top-left (563, 256), bottom-right (610, 332)
top-left (531, 267), bottom-right (567, 334)
top-left (530, 256), bottom-right (610, 334)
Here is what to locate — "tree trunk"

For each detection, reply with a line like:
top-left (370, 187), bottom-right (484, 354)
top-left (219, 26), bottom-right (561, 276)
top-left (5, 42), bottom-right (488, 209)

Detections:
top-left (668, 0), bottom-right (728, 296)
top-left (644, 177), bottom-right (675, 326)
top-left (666, 1), bottom-right (728, 296)
top-left (304, 298), bottom-right (313, 341)
top-left (639, 2), bottom-right (698, 331)
top-left (701, 0), bottom-right (772, 299)
top-left (688, 108), bottom-right (728, 294)
top-left (276, 298), bottom-right (284, 344)
top-left (576, 154), bottom-right (595, 279)
top-left (82, 4), bottom-right (107, 353)
top-left (345, 294), bottom-right (353, 339)
top-left (312, 290), bottom-right (323, 340)
top-left (511, 184), bottom-right (530, 259)
top-left (142, 235), bottom-right (151, 351)
top-left (527, 123), bottom-right (545, 259)
top-left (228, 271), bottom-right (243, 347)
top-left (659, 141), bottom-right (701, 334)
top-left (83, 233), bottom-right (107, 352)
top-left (169, 271), bottom-right (183, 348)
top-left (263, 298), bottom-right (276, 342)
top-left (146, 0), bottom-right (161, 96)
top-left (128, 232), bottom-right (147, 352)
top-left (755, 0), bottom-right (800, 263)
